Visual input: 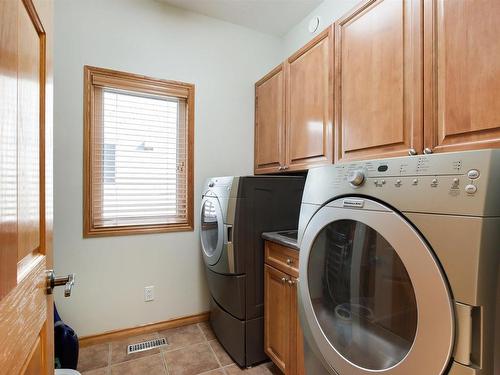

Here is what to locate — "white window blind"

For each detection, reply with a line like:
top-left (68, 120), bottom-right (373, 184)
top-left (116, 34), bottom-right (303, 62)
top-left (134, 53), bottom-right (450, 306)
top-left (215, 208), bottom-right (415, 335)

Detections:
top-left (91, 87), bottom-right (188, 229)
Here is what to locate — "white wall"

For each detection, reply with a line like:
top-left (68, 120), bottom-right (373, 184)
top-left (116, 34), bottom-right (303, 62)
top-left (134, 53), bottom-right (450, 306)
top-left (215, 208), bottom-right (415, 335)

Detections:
top-left (53, 0), bottom-right (283, 337)
top-left (282, 0), bottom-right (359, 58)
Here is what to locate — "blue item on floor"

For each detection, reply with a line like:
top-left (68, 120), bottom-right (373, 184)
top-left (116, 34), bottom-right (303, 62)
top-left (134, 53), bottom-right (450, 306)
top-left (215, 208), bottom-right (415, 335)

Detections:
top-left (54, 304), bottom-right (79, 370)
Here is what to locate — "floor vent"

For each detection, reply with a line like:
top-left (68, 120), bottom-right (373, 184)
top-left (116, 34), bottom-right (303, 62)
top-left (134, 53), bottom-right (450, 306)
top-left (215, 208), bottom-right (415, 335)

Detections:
top-left (127, 337), bottom-right (168, 355)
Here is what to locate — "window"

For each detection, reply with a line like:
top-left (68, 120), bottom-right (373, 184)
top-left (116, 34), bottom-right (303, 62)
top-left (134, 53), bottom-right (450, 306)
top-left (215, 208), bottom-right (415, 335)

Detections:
top-left (83, 66), bottom-right (194, 236)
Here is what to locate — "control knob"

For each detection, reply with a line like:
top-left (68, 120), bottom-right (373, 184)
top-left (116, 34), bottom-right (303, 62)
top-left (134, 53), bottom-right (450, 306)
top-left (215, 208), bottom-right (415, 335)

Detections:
top-left (348, 170), bottom-right (365, 187)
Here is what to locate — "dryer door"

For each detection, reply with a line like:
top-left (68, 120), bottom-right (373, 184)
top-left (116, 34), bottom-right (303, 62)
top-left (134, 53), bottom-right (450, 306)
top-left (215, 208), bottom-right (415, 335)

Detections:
top-left (201, 196), bottom-right (224, 266)
top-left (299, 198), bottom-right (454, 375)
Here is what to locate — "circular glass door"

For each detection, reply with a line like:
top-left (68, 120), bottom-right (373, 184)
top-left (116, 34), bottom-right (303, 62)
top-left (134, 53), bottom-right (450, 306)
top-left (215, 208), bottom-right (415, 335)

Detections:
top-left (200, 197), bottom-right (223, 265)
top-left (308, 219), bottom-right (417, 371)
top-left (299, 198), bottom-right (454, 375)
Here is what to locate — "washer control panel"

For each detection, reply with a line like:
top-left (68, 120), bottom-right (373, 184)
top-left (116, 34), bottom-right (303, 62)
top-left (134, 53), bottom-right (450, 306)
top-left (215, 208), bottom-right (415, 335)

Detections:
top-left (302, 149), bottom-right (500, 216)
top-left (330, 155), bottom-right (483, 195)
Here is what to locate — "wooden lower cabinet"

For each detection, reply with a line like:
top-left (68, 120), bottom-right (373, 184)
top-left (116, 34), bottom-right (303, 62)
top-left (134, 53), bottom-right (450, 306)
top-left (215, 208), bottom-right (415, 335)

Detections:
top-left (289, 280), bottom-right (305, 375)
top-left (264, 265), bottom-right (290, 372)
top-left (264, 241), bottom-right (305, 375)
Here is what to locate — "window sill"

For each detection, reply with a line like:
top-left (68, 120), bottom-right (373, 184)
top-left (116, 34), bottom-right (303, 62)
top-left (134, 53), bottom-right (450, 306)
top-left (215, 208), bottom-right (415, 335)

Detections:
top-left (83, 222), bottom-right (194, 238)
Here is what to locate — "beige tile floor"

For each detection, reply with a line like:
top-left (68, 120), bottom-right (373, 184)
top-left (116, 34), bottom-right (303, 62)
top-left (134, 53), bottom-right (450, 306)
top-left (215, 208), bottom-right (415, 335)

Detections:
top-left (78, 322), bottom-right (282, 375)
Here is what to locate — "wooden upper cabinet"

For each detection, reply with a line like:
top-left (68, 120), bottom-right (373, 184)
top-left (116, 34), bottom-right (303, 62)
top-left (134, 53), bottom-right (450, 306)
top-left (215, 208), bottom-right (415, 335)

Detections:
top-left (286, 27), bottom-right (333, 171)
top-left (423, 0), bottom-right (500, 153)
top-left (255, 64), bottom-right (285, 174)
top-left (335, 0), bottom-right (423, 162)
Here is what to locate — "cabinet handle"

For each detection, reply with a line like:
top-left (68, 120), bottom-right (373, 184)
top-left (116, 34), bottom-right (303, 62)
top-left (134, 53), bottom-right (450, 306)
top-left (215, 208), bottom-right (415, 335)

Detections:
top-left (281, 277), bottom-right (287, 283)
top-left (283, 165), bottom-right (289, 170)
top-left (408, 148), bottom-right (417, 156)
top-left (278, 166), bottom-right (284, 171)
top-left (424, 147), bottom-right (433, 155)
top-left (287, 279), bottom-right (295, 286)
top-left (286, 258), bottom-right (293, 265)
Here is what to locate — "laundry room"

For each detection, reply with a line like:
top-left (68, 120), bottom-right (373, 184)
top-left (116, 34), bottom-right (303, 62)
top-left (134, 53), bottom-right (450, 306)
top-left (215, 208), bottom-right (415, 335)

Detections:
top-left (1, 0), bottom-right (499, 374)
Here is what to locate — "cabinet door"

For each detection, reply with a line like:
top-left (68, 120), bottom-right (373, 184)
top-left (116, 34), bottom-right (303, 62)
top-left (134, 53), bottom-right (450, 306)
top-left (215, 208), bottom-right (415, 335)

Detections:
top-left (423, 0), bottom-right (500, 153)
top-left (264, 265), bottom-right (290, 373)
top-left (335, 0), bottom-right (423, 162)
top-left (289, 279), bottom-right (305, 375)
top-left (255, 64), bottom-right (285, 174)
top-left (286, 27), bottom-right (333, 171)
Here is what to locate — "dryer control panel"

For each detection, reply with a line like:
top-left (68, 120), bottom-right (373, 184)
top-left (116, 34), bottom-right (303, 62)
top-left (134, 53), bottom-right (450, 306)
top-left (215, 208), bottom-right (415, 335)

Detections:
top-left (302, 149), bottom-right (500, 217)
top-left (202, 176), bottom-right (239, 199)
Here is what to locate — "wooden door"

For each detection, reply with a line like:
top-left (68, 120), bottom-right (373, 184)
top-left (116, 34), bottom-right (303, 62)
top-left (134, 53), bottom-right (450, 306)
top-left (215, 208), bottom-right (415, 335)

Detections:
top-left (0, 1), bottom-right (54, 374)
top-left (264, 265), bottom-right (290, 373)
top-left (285, 27), bottom-right (333, 172)
top-left (254, 64), bottom-right (286, 174)
top-left (335, 0), bottom-right (423, 162)
top-left (289, 278), bottom-right (305, 375)
top-left (423, 0), bottom-right (500, 153)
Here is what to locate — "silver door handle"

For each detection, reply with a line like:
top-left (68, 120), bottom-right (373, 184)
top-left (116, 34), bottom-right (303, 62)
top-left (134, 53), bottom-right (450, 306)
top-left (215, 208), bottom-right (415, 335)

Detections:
top-left (46, 270), bottom-right (75, 297)
top-left (423, 147), bottom-right (433, 154)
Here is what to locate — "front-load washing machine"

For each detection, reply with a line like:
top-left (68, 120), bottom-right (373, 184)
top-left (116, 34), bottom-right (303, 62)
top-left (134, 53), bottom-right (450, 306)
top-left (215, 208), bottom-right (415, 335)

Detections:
top-left (296, 149), bottom-right (500, 375)
top-left (200, 175), bottom-right (305, 367)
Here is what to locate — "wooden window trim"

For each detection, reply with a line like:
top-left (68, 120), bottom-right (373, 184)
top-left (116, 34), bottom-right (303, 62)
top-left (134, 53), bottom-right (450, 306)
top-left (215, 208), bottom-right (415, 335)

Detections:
top-left (83, 65), bottom-right (195, 237)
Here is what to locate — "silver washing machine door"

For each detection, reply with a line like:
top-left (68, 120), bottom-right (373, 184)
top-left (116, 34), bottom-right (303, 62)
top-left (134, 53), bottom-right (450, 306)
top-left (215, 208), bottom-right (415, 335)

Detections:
top-left (299, 197), bottom-right (454, 375)
top-left (200, 195), bottom-right (224, 266)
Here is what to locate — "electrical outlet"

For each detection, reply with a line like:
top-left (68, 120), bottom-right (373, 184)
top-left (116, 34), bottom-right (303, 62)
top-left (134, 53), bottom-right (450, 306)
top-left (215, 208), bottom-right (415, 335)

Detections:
top-left (144, 286), bottom-right (154, 302)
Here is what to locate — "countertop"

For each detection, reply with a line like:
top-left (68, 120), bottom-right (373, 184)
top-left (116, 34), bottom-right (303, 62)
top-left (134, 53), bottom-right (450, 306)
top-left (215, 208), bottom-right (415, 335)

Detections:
top-left (262, 230), bottom-right (299, 251)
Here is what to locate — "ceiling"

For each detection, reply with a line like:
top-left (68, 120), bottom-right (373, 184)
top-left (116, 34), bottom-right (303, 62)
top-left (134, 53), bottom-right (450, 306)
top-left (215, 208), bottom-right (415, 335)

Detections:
top-left (159, 0), bottom-right (323, 36)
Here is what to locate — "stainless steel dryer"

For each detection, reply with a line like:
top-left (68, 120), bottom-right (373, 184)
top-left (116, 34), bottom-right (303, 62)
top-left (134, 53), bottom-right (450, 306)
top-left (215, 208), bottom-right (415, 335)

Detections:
top-left (201, 176), bottom-right (238, 275)
top-left (201, 175), bottom-right (305, 368)
top-left (296, 149), bottom-right (500, 375)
